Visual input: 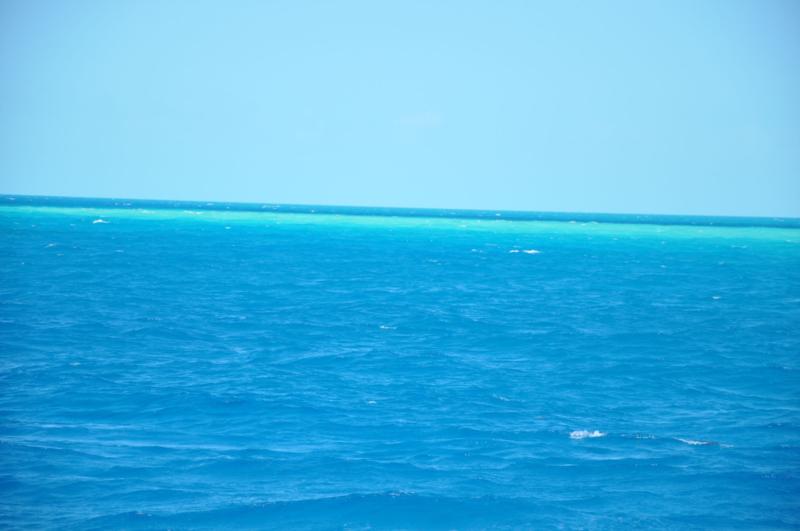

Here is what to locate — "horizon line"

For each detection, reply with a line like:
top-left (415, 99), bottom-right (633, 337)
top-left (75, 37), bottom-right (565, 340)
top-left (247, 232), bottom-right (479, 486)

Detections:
top-left (2, 193), bottom-right (799, 229)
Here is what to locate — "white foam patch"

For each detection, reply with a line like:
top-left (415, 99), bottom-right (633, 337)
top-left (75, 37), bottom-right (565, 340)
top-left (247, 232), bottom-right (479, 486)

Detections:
top-left (92, 219), bottom-right (109, 224)
top-left (570, 430), bottom-right (606, 440)
top-left (677, 438), bottom-right (716, 446)
top-left (509, 249), bottom-right (540, 254)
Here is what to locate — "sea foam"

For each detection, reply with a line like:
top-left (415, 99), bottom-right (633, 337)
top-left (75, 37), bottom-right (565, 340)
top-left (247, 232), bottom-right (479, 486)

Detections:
top-left (569, 430), bottom-right (606, 440)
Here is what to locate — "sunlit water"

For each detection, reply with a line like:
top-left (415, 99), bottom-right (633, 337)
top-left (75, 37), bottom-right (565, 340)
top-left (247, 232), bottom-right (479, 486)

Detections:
top-left (1, 196), bottom-right (799, 529)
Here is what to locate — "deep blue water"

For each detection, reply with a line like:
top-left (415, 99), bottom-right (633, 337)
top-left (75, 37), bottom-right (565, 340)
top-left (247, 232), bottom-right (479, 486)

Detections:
top-left (1, 196), bottom-right (799, 529)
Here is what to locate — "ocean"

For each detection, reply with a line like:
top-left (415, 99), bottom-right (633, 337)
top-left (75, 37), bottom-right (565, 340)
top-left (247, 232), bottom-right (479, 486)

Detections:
top-left (1, 195), bottom-right (799, 529)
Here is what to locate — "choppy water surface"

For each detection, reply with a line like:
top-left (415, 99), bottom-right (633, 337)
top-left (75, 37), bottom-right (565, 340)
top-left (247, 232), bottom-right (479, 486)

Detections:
top-left (1, 197), bottom-right (799, 529)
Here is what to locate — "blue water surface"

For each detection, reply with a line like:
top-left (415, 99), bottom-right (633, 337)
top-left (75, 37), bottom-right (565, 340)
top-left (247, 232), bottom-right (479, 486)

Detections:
top-left (1, 196), bottom-right (799, 529)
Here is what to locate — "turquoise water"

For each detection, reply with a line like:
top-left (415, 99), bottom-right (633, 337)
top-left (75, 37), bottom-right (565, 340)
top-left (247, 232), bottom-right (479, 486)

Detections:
top-left (1, 196), bottom-right (799, 529)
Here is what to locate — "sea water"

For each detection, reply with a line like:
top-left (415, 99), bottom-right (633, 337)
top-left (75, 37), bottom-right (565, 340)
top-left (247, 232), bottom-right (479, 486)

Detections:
top-left (1, 196), bottom-right (799, 529)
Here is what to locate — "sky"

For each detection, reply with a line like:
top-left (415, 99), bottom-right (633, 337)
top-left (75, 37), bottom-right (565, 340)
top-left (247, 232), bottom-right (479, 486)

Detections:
top-left (1, 0), bottom-right (798, 217)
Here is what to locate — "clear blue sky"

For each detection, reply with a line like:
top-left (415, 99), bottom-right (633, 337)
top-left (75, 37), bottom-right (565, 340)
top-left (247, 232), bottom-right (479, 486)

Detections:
top-left (1, 0), bottom-right (798, 216)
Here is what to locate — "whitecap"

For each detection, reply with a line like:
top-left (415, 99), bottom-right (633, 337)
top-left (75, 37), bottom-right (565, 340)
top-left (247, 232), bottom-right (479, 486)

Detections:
top-left (570, 430), bottom-right (606, 439)
top-left (521, 249), bottom-right (540, 254)
top-left (677, 438), bottom-right (717, 446)
top-left (379, 325), bottom-right (396, 330)
top-left (92, 219), bottom-right (109, 224)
